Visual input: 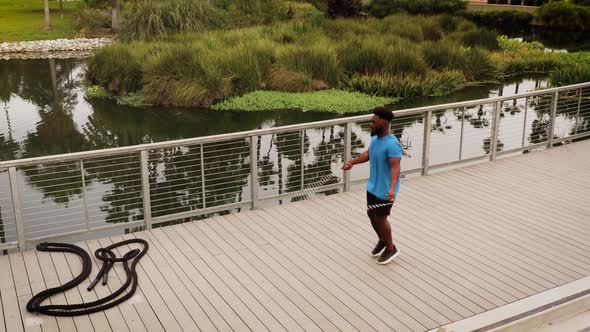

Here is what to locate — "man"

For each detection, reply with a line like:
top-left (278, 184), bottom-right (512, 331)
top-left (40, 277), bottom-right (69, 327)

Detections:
top-left (342, 108), bottom-right (402, 265)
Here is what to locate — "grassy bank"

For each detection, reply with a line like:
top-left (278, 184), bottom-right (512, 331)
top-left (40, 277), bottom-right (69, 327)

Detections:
top-left (86, 13), bottom-right (589, 112)
top-left (0, 0), bottom-right (77, 41)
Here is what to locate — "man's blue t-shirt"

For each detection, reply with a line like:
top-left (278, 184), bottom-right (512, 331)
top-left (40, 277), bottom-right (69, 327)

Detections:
top-left (366, 134), bottom-right (403, 200)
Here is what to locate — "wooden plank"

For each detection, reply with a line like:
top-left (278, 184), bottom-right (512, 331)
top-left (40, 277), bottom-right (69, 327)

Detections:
top-left (119, 233), bottom-right (218, 332)
top-left (425, 170), bottom-right (590, 271)
top-left (302, 197), bottom-right (489, 315)
top-left (455, 161), bottom-right (590, 237)
top-left (344, 191), bottom-right (542, 296)
top-left (213, 215), bottom-right (327, 332)
top-left (21, 250), bottom-right (60, 332)
top-left (414, 171), bottom-right (584, 279)
top-left (129, 231), bottom-right (232, 332)
top-left (157, 225), bottom-right (287, 332)
top-left (55, 245), bottom-right (111, 332)
top-left (254, 207), bottom-right (443, 330)
top-left (166, 231), bottom-right (268, 332)
top-left (48, 250), bottom-right (95, 332)
top-left (79, 240), bottom-right (131, 332)
top-left (317, 194), bottom-right (515, 307)
top-left (333, 192), bottom-right (525, 303)
top-left (137, 228), bottom-right (244, 332)
top-left (240, 208), bottom-right (425, 331)
top-left (95, 237), bottom-right (179, 332)
top-left (0, 255), bottom-right (24, 332)
top-left (263, 204), bottom-right (460, 327)
top-left (173, 222), bottom-right (343, 332)
top-left (35, 249), bottom-right (77, 332)
top-left (0, 289), bottom-right (5, 332)
top-left (8, 253), bottom-right (41, 332)
top-left (399, 184), bottom-right (566, 288)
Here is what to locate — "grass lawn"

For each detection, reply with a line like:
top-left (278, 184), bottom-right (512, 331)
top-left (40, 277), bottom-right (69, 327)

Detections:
top-left (0, 0), bottom-right (78, 42)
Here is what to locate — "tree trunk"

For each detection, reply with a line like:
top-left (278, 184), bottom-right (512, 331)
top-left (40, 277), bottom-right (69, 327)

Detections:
top-left (111, 0), bottom-right (120, 32)
top-left (43, 0), bottom-right (51, 30)
top-left (59, 0), bottom-right (64, 19)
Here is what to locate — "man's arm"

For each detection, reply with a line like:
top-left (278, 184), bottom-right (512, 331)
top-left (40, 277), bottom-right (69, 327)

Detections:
top-left (341, 150), bottom-right (369, 170)
top-left (387, 157), bottom-right (401, 202)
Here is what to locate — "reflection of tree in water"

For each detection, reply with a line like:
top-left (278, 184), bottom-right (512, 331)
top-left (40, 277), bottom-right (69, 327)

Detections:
top-left (285, 127), bottom-right (363, 202)
top-left (432, 111), bottom-right (453, 133)
top-left (148, 139), bottom-right (250, 226)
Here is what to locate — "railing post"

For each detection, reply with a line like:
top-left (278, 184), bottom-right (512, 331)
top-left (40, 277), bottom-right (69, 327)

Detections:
top-left (140, 150), bottom-right (152, 230)
top-left (8, 167), bottom-right (25, 250)
top-left (459, 109), bottom-right (465, 161)
top-left (422, 111), bottom-right (432, 176)
top-left (522, 97), bottom-right (529, 148)
top-left (300, 130), bottom-right (305, 192)
top-left (200, 144), bottom-right (206, 209)
top-left (80, 160), bottom-right (91, 231)
top-left (343, 122), bottom-right (352, 191)
top-left (548, 91), bottom-right (559, 148)
top-left (490, 102), bottom-right (502, 161)
top-left (574, 88), bottom-right (582, 136)
top-left (250, 136), bottom-right (259, 210)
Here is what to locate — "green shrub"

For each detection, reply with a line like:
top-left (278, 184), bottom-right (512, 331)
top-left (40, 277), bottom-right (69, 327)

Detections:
top-left (550, 63), bottom-right (590, 86)
top-left (538, 1), bottom-right (590, 30)
top-left (493, 50), bottom-right (561, 76)
top-left (142, 45), bottom-right (230, 107)
top-left (421, 70), bottom-right (466, 96)
top-left (338, 37), bottom-right (389, 74)
top-left (266, 65), bottom-right (314, 92)
top-left (459, 48), bottom-right (500, 82)
top-left (366, 0), bottom-right (467, 17)
top-left (421, 41), bottom-right (463, 70)
top-left (457, 28), bottom-right (500, 50)
top-left (223, 0), bottom-right (290, 28)
top-left (497, 35), bottom-right (544, 51)
top-left (438, 14), bottom-right (461, 31)
top-left (74, 8), bottom-right (111, 32)
top-left (86, 44), bottom-right (145, 94)
top-left (340, 70), bottom-right (464, 98)
top-left (550, 52), bottom-right (590, 86)
top-left (378, 15), bottom-right (425, 42)
top-left (119, 0), bottom-right (223, 41)
top-left (338, 37), bottom-right (426, 76)
top-left (277, 42), bottom-right (339, 85)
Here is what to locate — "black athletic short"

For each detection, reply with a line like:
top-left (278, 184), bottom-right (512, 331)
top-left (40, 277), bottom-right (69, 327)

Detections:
top-left (366, 191), bottom-right (393, 216)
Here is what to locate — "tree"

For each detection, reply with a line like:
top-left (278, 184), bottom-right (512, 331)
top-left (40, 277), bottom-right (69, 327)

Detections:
top-left (111, 0), bottom-right (121, 32)
top-left (60, 0), bottom-right (64, 19)
top-left (43, 0), bottom-right (51, 30)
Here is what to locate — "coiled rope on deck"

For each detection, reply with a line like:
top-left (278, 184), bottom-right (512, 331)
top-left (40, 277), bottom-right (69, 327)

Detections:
top-left (26, 239), bottom-right (148, 317)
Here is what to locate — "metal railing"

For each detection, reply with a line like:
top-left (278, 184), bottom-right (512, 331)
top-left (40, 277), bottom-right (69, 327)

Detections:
top-left (1, 82), bottom-right (589, 251)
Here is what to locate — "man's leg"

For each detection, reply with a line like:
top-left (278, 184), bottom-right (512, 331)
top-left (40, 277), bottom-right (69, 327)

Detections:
top-left (374, 214), bottom-right (394, 251)
top-left (368, 210), bottom-right (384, 241)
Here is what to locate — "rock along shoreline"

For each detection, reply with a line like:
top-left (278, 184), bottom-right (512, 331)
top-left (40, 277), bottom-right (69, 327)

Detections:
top-left (0, 38), bottom-right (113, 60)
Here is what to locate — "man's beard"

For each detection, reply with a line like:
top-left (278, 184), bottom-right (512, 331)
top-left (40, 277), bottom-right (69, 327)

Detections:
top-left (371, 127), bottom-right (382, 136)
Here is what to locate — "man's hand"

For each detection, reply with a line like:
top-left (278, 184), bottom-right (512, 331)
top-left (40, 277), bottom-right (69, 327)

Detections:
top-left (387, 189), bottom-right (396, 202)
top-left (342, 161), bottom-right (353, 171)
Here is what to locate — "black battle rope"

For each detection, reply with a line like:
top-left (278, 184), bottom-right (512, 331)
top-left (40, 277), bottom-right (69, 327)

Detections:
top-left (26, 239), bottom-right (148, 316)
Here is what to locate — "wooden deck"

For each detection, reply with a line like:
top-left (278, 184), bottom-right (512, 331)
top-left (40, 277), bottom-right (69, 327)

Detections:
top-left (1, 140), bottom-right (589, 332)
